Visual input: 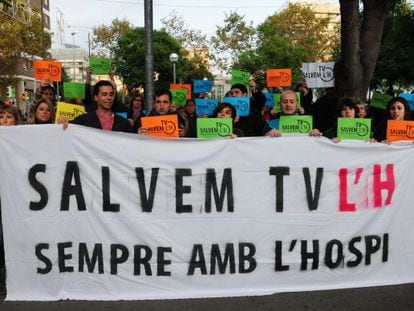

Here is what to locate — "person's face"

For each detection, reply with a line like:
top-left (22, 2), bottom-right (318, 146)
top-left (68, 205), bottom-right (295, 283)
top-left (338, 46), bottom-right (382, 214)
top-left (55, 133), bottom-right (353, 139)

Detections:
top-left (154, 94), bottom-right (171, 115)
top-left (249, 81), bottom-right (257, 93)
top-left (230, 88), bottom-right (245, 97)
top-left (390, 101), bottom-right (406, 120)
top-left (95, 85), bottom-right (115, 111)
top-left (170, 104), bottom-right (177, 112)
top-left (357, 104), bottom-right (366, 118)
top-left (35, 103), bottom-right (51, 122)
top-left (132, 96), bottom-right (142, 109)
top-left (340, 106), bottom-right (356, 118)
top-left (217, 107), bottom-right (233, 119)
top-left (42, 89), bottom-right (54, 101)
top-left (185, 101), bottom-right (195, 114)
top-left (0, 112), bottom-right (16, 126)
top-left (280, 93), bottom-right (297, 115)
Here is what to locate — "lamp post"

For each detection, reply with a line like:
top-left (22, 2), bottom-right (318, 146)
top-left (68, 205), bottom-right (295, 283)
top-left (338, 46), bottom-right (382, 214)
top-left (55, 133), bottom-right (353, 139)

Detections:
top-left (169, 52), bottom-right (179, 84)
top-left (71, 32), bottom-right (78, 81)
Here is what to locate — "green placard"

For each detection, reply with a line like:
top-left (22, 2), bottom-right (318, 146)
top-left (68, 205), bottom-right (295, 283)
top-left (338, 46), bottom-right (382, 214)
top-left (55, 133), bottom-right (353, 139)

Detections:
top-left (63, 82), bottom-right (85, 99)
top-left (370, 91), bottom-right (392, 110)
top-left (197, 118), bottom-right (233, 139)
top-left (89, 58), bottom-right (112, 75)
top-left (337, 118), bottom-right (371, 140)
top-left (274, 93), bottom-right (281, 112)
top-left (171, 89), bottom-right (187, 106)
top-left (231, 70), bottom-right (249, 87)
top-left (279, 115), bottom-right (313, 134)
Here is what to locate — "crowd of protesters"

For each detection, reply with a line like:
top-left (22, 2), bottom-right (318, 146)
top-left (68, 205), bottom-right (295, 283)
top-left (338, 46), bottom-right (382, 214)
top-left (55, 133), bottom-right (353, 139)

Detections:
top-left (0, 70), bottom-right (413, 293)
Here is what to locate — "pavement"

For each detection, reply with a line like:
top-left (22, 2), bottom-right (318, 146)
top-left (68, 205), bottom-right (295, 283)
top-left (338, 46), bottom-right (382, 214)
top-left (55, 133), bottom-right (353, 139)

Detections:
top-left (1, 283), bottom-right (414, 311)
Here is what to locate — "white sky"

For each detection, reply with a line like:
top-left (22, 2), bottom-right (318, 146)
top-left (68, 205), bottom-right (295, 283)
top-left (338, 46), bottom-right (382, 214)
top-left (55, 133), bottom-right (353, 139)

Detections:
top-left (50, 0), bottom-right (336, 51)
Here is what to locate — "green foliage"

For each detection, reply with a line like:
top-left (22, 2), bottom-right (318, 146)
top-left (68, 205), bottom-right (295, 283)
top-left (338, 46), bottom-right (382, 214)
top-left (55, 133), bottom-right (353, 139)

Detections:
top-left (210, 11), bottom-right (256, 73)
top-left (0, 8), bottom-right (51, 87)
top-left (259, 3), bottom-right (339, 62)
top-left (161, 11), bottom-right (213, 82)
top-left (112, 27), bottom-right (212, 91)
top-left (373, 1), bottom-right (414, 92)
top-left (233, 3), bottom-right (339, 87)
top-left (90, 18), bottom-right (132, 58)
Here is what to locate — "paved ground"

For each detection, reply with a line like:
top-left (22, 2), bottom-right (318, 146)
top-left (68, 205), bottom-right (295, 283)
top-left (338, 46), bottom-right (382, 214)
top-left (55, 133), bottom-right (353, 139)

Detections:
top-left (1, 283), bottom-right (414, 311)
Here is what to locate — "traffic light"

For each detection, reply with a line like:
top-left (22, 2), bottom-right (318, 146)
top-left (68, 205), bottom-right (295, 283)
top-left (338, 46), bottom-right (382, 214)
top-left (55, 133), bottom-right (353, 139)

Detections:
top-left (22, 91), bottom-right (29, 101)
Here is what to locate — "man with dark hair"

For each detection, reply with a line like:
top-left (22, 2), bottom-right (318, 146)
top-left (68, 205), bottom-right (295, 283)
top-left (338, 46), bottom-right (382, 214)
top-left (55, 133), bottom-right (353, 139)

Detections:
top-left (249, 79), bottom-right (266, 112)
top-left (67, 80), bottom-right (134, 133)
top-left (138, 88), bottom-right (187, 137)
top-left (229, 84), bottom-right (278, 137)
top-left (34, 81), bottom-right (56, 104)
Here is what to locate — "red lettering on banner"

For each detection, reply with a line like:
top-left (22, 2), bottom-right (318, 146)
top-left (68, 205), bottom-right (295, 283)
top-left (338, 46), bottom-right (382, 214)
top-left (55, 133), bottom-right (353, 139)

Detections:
top-left (373, 164), bottom-right (395, 208)
top-left (338, 164), bottom-right (395, 212)
top-left (339, 168), bottom-right (356, 212)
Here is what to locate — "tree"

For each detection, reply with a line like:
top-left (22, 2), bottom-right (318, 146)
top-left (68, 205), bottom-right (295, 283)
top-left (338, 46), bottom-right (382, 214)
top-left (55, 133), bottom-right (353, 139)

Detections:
top-left (335, 0), bottom-right (396, 99)
top-left (90, 18), bottom-right (132, 58)
top-left (112, 27), bottom-right (211, 91)
top-left (161, 11), bottom-right (213, 80)
top-left (0, 8), bottom-right (51, 88)
top-left (260, 3), bottom-right (340, 62)
top-left (372, 1), bottom-right (414, 94)
top-left (211, 11), bottom-right (256, 73)
top-left (235, 3), bottom-right (338, 86)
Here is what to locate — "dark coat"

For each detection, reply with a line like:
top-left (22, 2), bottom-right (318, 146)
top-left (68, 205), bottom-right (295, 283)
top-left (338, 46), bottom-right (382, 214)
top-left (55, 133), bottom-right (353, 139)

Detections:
top-left (71, 111), bottom-right (135, 133)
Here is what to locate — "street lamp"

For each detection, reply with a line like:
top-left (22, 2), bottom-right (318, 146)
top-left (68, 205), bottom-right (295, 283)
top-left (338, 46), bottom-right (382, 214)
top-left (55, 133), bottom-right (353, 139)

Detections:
top-left (71, 32), bottom-right (78, 81)
top-left (169, 52), bottom-right (179, 84)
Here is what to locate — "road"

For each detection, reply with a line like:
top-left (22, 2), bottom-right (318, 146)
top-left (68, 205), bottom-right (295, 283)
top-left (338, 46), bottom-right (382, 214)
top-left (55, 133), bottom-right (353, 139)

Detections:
top-left (1, 284), bottom-right (414, 310)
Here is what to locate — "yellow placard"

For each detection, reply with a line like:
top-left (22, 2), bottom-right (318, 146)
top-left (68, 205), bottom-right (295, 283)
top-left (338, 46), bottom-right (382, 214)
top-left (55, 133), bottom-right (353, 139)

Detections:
top-left (54, 102), bottom-right (85, 123)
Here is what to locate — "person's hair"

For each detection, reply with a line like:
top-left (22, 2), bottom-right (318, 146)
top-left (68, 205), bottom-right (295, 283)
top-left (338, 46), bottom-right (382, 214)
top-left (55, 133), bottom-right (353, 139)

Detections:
top-left (130, 93), bottom-right (143, 107)
top-left (387, 96), bottom-right (410, 120)
top-left (41, 85), bottom-right (55, 95)
top-left (281, 90), bottom-right (298, 101)
top-left (337, 97), bottom-right (359, 117)
top-left (0, 105), bottom-right (21, 125)
top-left (214, 102), bottom-right (237, 120)
top-left (155, 88), bottom-right (172, 102)
top-left (29, 99), bottom-right (54, 124)
top-left (230, 83), bottom-right (247, 95)
top-left (93, 80), bottom-right (114, 97)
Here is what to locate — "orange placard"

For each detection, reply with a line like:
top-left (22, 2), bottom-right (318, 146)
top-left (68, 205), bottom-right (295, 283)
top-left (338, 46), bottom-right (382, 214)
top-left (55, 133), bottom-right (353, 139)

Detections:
top-left (386, 120), bottom-right (414, 141)
top-left (170, 84), bottom-right (192, 100)
top-left (141, 114), bottom-right (179, 138)
top-left (266, 69), bottom-right (291, 87)
top-left (34, 60), bottom-right (62, 82)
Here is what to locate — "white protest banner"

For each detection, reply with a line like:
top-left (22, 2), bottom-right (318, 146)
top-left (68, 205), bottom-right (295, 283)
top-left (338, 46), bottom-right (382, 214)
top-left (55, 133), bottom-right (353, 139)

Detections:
top-left (301, 62), bottom-right (335, 88)
top-left (1, 125), bottom-right (414, 301)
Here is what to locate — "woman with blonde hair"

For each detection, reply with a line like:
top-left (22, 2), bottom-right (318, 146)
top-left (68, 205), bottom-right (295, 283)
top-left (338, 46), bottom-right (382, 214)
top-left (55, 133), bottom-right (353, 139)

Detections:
top-left (29, 99), bottom-right (54, 124)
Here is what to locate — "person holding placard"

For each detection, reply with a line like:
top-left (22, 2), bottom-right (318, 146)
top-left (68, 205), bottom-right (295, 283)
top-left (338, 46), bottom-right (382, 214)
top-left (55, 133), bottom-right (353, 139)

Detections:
top-left (374, 97), bottom-right (411, 142)
top-left (34, 80), bottom-right (56, 104)
top-left (214, 102), bottom-right (245, 138)
top-left (138, 89), bottom-right (187, 137)
top-left (229, 83), bottom-right (278, 137)
top-left (268, 90), bottom-right (320, 137)
top-left (65, 80), bottom-right (134, 133)
top-left (323, 97), bottom-right (374, 143)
